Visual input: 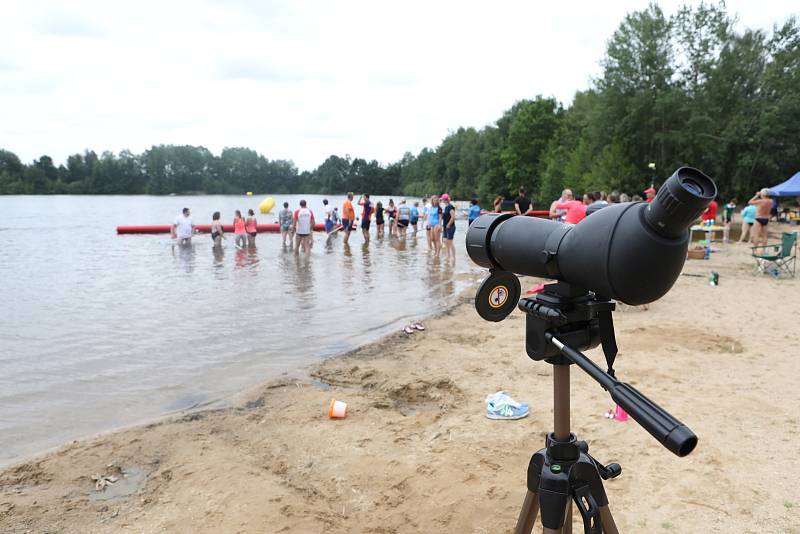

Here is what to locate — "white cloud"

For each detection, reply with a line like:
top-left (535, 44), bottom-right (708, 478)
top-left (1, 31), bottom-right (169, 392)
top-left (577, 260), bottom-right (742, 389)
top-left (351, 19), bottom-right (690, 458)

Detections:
top-left (0, 0), bottom-right (796, 170)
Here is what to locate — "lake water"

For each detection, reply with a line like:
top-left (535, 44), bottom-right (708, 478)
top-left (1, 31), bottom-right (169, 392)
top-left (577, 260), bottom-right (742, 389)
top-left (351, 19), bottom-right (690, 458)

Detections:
top-left (0, 194), bottom-right (479, 465)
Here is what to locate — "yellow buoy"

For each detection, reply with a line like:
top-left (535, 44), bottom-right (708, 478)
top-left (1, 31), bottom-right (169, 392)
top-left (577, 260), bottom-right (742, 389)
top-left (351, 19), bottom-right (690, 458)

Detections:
top-left (259, 196), bottom-right (275, 214)
top-left (246, 191), bottom-right (253, 196)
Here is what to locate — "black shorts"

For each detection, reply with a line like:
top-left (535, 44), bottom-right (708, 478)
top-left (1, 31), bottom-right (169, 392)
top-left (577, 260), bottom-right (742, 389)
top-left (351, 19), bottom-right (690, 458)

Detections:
top-left (248, 232), bottom-right (257, 237)
top-left (376, 217), bottom-right (384, 225)
top-left (341, 219), bottom-right (351, 231)
top-left (361, 220), bottom-right (371, 230)
top-left (746, 222), bottom-right (754, 226)
top-left (443, 226), bottom-right (455, 240)
top-left (398, 219), bottom-right (409, 228)
top-left (296, 233), bottom-right (310, 238)
top-left (756, 218), bottom-right (769, 226)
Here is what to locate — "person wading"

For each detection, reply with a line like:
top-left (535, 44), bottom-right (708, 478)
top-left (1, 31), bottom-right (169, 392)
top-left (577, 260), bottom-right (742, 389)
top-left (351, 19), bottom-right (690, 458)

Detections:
top-left (171, 207), bottom-right (194, 245)
top-left (293, 199), bottom-right (315, 253)
top-left (342, 193), bottom-right (355, 245)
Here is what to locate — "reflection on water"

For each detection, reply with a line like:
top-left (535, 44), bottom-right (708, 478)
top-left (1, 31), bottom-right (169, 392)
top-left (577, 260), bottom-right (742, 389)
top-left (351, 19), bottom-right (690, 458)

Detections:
top-left (172, 242), bottom-right (196, 273)
top-left (0, 194), bottom-right (477, 465)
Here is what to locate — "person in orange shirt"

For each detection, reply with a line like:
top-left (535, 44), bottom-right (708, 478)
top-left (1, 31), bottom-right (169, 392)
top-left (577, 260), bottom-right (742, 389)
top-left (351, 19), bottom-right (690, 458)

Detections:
top-left (342, 192), bottom-right (356, 245)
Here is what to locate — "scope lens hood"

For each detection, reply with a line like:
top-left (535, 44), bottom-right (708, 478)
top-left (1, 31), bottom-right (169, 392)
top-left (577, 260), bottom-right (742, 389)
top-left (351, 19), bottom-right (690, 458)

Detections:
top-left (466, 213), bottom-right (515, 269)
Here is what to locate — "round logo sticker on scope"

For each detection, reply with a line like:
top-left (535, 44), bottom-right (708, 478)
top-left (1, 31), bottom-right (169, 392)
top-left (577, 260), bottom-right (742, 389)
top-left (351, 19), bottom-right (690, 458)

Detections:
top-left (489, 285), bottom-right (509, 308)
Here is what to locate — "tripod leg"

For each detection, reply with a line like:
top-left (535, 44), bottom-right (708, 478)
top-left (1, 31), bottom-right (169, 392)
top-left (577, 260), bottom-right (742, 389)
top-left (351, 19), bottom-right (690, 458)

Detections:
top-left (598, 505), bottom-right (618, 533)
top-left (514, 490), bottom-right (540, 534)
top-left (599, 505), bottom-right (619, 534)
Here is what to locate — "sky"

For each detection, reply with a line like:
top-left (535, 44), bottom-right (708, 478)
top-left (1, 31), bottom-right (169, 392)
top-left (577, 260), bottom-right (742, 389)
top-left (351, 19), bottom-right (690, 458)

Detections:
top-left (0, 0), bottom-right (797, 171)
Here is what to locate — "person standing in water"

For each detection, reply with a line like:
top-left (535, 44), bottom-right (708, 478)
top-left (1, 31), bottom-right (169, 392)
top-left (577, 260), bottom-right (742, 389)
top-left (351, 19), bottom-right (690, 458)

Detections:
top-left (423, 195), bottom-right (433, 250)
top-left (245, 208), bottom-right (258, 247)
top-left (410, 201), bottom-right (420, 236)
top-left (397, 199), bottom-right (411, 238)
top-left (441, 193), bottom-right (456, 260)
top-left (358, 194), bottom-right (373, 242)
top-left (386, 199), bottom-right (397, 237)
top-left (233, 210), bottom-right (247, 248)
top-left (323, 199), bottom-right (334, 234)
top-left (171, 207), bottom-right (194, 246)
top-left (342, 192), bottom-right (356, 245)
top-left (294, 199), bottom-right (315, 253)
top-left (428, 195), bottom-right (443, 257)
top-left (374, 201), bottom-right (385, 236)
top-left (210, 211), bottom-right (225, 248)
top-left (278, 202), bottom-right (293, 248)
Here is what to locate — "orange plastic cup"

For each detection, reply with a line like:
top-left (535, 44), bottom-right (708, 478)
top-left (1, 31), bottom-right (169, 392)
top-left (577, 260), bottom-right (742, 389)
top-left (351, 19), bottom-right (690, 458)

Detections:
top-left (328, 399), bottom-right (347, 419)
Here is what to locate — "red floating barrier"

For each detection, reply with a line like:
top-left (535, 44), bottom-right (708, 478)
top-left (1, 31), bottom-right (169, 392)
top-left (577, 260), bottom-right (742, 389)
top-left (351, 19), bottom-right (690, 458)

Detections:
top-left (116, 223), bottom-right (326, 234)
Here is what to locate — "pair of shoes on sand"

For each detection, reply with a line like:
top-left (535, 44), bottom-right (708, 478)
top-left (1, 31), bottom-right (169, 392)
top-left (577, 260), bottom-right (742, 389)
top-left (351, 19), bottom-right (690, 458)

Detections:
top-left (402, 322), bottom-right (426, 335)
top-left (485, 391), bottom-right (529, 420)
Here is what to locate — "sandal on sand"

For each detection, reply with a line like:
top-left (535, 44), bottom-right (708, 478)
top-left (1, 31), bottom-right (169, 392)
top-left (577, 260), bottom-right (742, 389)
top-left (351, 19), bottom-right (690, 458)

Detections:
top-left (412, 322), bottom-right (425, 331)
top-left (403, 325), bottom-right (415, 335)
top-left (485, 391), bottom-right (529, 420)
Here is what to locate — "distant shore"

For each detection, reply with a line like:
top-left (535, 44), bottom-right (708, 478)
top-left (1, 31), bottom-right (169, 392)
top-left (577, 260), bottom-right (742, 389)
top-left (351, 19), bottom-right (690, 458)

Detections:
top-left (2, 239), bottom-right (799, 533)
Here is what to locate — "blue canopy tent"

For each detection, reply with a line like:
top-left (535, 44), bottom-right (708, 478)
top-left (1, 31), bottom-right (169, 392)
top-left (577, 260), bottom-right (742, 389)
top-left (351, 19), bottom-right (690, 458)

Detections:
top-left (768, 172), bottom-right (800, 197)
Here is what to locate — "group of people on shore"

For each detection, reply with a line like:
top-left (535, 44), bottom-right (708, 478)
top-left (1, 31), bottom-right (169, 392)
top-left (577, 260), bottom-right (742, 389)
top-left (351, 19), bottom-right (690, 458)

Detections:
top-left (495, 184), bottom-right (790, 247)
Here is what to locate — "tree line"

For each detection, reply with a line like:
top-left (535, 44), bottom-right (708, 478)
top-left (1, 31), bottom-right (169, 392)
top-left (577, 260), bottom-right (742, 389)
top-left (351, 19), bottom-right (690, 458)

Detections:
top-left (1, 2), bottom-right (798, 203)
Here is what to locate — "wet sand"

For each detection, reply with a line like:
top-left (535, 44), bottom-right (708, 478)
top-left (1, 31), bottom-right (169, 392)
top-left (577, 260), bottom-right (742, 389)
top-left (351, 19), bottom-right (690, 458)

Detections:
top-left (1, 235), bottom-right (799, 533)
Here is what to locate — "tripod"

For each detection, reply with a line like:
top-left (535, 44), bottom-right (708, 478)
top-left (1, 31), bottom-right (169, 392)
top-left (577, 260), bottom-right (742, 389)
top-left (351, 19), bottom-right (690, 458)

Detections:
top-left (515, 362), bottom-right (620, 534)
top-left (475, 281), bottom-right (698, 533)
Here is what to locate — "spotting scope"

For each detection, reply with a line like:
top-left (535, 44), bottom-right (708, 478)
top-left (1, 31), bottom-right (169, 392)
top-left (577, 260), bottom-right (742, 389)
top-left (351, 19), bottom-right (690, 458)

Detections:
top-left (466, 167), bottom-right (717, 305)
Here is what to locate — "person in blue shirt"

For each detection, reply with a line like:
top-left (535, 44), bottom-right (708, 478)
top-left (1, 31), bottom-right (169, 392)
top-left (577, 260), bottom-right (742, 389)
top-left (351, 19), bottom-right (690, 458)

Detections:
top-left (739, 204), bottom-right (757, 244)
top-left (468, 198), bottom-right (481, 226)
top-left (410, 201), bottom-right (420, 236)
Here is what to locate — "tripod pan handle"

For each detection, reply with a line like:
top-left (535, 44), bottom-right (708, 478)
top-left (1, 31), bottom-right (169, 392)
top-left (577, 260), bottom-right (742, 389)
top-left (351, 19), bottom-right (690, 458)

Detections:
top-left (611, 382), bottom-right (697, 457)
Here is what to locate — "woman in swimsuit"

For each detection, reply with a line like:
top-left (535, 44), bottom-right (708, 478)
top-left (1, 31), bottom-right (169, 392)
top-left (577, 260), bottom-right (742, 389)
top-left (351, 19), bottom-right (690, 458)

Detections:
top-left (211, 211), bottom-right (224, 248)
top-left (233, 210), bottom-right (247, 248)
top-left (245, 208), bottom-right (258, 248)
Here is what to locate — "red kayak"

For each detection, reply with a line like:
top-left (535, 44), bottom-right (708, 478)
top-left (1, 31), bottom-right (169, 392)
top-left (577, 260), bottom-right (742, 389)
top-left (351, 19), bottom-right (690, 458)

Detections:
top-left (117, 223), bottom-right (326, 234)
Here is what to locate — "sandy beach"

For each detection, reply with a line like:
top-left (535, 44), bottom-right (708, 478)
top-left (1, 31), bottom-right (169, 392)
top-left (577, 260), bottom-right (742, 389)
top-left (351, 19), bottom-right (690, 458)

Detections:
top-left (2, 234), bottom-right (799, 533)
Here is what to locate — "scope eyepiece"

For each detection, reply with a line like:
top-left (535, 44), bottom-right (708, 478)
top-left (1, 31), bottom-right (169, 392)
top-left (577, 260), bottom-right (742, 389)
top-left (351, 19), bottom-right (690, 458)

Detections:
top-left (645, 167), bottom-right (717, 239)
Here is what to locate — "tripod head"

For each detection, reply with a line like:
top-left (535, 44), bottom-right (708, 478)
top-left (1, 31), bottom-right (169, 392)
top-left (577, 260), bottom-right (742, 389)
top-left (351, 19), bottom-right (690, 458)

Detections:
top-left (475, 275), bottom-right (697, 457)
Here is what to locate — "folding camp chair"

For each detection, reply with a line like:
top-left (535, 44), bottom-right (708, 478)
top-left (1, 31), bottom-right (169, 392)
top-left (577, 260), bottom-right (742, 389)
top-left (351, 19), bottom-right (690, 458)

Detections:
top-left (752, 232), bottom-right (797, 278)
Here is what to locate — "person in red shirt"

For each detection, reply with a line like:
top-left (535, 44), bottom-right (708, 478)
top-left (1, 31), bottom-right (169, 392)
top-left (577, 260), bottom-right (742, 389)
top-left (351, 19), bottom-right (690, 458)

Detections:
top-left (555, 198), bottom-right (587, 224)
top-left (702, 199), bottom-right (718, 223)
top-left (644, 187), bottom-right (656, 203)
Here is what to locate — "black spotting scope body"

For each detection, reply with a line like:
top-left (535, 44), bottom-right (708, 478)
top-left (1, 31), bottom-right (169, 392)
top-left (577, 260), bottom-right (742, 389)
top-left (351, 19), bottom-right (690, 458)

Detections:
top-left (467, 167), bottom-right (717, 305)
